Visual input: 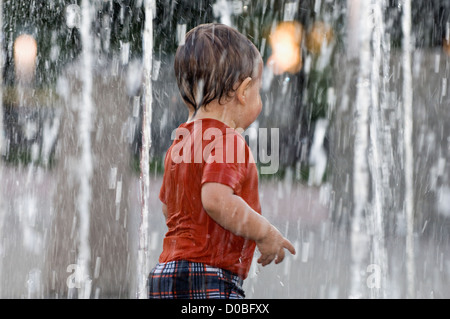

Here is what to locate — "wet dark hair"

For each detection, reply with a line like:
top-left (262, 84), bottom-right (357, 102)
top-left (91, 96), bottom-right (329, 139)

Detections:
top-left (174, 23), bottom-right (261, 115)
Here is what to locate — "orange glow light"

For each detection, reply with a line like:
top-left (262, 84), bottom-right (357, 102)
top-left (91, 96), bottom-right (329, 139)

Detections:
top-left (444, 38), bottom-right (450, 56)
top-left (306, 21), bottom-right (334, 55)
top-left (14, 34), bottom-right (38, 84)
top-left (267, 21), bottom-right (303, 75)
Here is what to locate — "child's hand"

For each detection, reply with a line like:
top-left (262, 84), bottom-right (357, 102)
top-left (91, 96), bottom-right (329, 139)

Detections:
top-left (255, 225), bottom-right (296, 266)
top-left (201, 182), bottom-right (296, 266)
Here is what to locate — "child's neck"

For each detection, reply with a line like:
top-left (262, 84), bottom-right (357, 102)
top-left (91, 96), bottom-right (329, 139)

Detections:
top-left (187, 100), bottom-right (240, 130)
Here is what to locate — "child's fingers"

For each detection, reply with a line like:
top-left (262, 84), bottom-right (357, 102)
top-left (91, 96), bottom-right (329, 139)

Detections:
top-left (274, 239), bottom-right (296, 264)
top-left (275, 248), bottom-right (285, 264)
top-left (258, 253), bottom-right (276, 266)
top-left (258, 256), bottom-right (273, 266)
top-left (283, 238), bottom-right (296, 255)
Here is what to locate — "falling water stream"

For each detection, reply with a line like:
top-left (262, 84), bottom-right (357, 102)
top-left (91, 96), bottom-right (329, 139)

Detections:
top-left (75, 0), bottom-right (95, 299)
top-left (368, 1), bottom-right (388, 299)
top-left (348, 0), bottom-right (416, 298)
top-left (137, 0), bottom-right (155, 299)
top-left (349, 0), bottom-right (371, 299)
top-left (401, 0), bottom-right (416, 299)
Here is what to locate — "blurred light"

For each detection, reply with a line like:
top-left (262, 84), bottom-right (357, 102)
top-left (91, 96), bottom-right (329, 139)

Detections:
top-left (14, 34), bottom-right (38, 84)
top-left (267, 21), bottom-right (303, 75)
top-left (306, 21), bottom-right (334, 55)
top-left (444, 39), bottom-right (450, 57)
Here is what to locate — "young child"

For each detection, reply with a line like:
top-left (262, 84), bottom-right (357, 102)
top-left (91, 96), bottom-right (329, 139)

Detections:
top-left (148, 23), bottom-right (296, 299)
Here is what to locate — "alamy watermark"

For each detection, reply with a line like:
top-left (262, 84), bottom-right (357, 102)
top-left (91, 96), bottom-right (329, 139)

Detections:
top-left (66, 263), bottom-right (90, 289)
top-left (170, 121), bottom-right (280, 175)
top-left (366, 264), bottom-right (381, 289)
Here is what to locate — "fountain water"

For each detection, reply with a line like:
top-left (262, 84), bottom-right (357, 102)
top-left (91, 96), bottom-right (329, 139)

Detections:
top-left (137, 0), bottom-right (155, 299)
top-left (0, 0), bottom-right (449, 299)
top-left (332, 0), bottom-right (450, 299)
top-left (400, 0), bottom-right (416, 298)
top-left (74, 0), bottom-right (95, 299)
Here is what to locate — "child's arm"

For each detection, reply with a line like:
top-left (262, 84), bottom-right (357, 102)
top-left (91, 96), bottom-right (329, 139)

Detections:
top-left (201, 182), bottom-right (296, 266)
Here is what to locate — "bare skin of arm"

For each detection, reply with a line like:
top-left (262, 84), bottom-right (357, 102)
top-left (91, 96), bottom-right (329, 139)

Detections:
top-left (201, 182), bottom-right (296, 266)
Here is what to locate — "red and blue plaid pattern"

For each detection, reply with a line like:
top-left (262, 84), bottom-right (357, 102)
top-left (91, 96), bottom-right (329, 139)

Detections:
top-left (148, 260), bottom-right (245, 299)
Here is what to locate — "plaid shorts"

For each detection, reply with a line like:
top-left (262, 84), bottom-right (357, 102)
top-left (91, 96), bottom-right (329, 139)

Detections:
top-left (148, 260), bottom-right (245, 299)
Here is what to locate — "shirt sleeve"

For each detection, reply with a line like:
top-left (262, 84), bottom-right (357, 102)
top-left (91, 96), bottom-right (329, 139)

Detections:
top-left (201, 134), bottom-right (247, 193)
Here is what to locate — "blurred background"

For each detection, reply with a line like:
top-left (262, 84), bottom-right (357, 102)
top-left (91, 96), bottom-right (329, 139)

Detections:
top-left (0, 0), bottom-right (449, 298)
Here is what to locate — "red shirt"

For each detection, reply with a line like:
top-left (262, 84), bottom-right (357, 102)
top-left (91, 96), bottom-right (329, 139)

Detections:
top-left (159, 118), bottom-right (261, 279)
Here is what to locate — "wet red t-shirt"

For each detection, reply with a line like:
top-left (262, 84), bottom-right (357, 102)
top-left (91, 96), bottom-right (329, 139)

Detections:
top-left (158, 118), bottom-right (261, 279)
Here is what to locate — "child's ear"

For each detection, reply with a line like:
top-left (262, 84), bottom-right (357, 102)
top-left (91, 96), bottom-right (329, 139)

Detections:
top-left (236, 77), bottom-right (252, 105)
